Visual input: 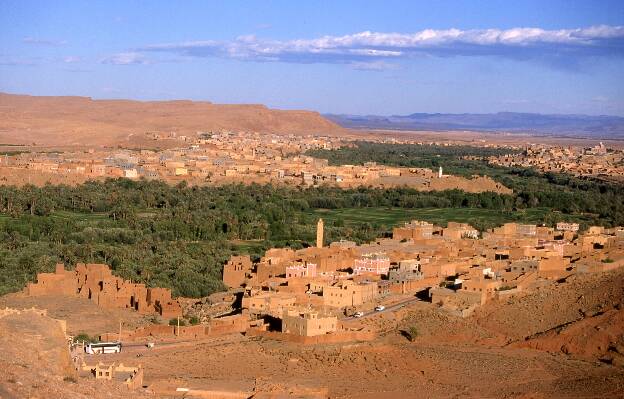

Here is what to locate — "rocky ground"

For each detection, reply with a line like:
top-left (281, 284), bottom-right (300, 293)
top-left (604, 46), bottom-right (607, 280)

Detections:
top-left (0, 309), bottom-right (151, 399)
top-left (106, 268), bottom-right (624, 398)
top-left (105, 331), bottom-right (623, 398)
top-left (178, 291), bottom-right (240, 323)
top-left (0, 292), bottom-right (152, 337)
top-left (474, 268), bottom-right (624, 363)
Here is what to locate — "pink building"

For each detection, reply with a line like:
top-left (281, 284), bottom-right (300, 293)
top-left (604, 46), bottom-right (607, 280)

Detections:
top-left (354, 253), bottom-right (390, 276)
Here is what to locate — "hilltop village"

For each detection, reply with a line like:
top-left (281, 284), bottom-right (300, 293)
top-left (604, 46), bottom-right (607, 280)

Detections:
top-left (218, 219), bottom-right (624, 334)
top-left (24, 218), bottom-right (624, 343)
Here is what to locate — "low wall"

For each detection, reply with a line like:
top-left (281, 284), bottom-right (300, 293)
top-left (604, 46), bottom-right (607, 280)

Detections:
top-left (388, 277), bottom-right (439, 294)
top-left (152, 387), bottom-right (250, 398)
top-left (495, 288), bottom-right (520, 298)
top-left (246, 328), bottom-right (376, 344)
top-left (577, 259), bottom-right (624, 273)
top-left (125, 367), bottom-right (144, 390)
top-left (101, 315), bottom-right (249, 342)
top-left (177, 325), bottom-right (207, 339)
top-left (439, 303), bottom-right (479, 318)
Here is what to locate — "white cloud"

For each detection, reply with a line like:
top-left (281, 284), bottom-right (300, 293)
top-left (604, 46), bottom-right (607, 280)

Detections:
top-left (0, 56), bottom-right (41, 66)
top-left (105, 25), bottom-right (624, 68)
top-left (101, 52), bottom-right (149, 65)
top-left (23, 37), bottom-right (67, 46)
top-left (350, 60), bottom-right (398, 71)
top-left (63, 56), bottom-right (82, 63)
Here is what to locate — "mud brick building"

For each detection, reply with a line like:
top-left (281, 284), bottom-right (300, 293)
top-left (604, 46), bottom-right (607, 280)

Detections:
top-left (285, 262), bottom-right (317, 278)
top-left (282, 309), bottom-right (337, 337)
top-left (25, 264), bottom-right (78, 296)
top-left (393, 220), bottom-right (435, 241)
top-left (222, 219), bottom-right (623, 318)
top-left (222, 255), bottom-right (254, 288)
top-left (242, 292), bottom-right (298, 317)
top-left (78, 361), bottom-right (144, 390)
top-left (353, 253), bottom-right (390, 276)
top-left (27, 263), bottom-right (182, 318)
top-left (323, 280), bottom-right (378, 308)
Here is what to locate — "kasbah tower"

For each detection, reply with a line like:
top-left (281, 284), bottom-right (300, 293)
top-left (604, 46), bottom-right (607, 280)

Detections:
top-left (317, 218), bottom-right (324, 248)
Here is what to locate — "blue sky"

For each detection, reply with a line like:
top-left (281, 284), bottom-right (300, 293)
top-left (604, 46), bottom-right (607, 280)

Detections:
top-left (1, 0), bottom-right (623, 115)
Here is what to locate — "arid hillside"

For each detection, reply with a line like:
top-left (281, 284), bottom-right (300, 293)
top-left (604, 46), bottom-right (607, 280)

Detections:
top-left (2, 268), bottom-right (623, 398)
top-left (0, 93), bottom-right (343, 147)
top-left (396, 268), bottom-right (624, 364)
top-left (0, 308), bottom-right (150, 398)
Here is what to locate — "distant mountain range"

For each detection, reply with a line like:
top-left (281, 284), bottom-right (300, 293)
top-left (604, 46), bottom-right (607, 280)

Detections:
top-left (325, 112), bottom-right (624, 139)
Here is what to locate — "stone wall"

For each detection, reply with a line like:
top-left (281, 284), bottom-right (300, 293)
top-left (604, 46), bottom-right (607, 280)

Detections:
top-left (246, 328), bottom-right (376, 344)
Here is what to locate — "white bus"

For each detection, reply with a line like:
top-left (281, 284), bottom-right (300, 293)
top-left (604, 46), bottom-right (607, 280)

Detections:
top-left (85, 342), bottom-right (122, 354)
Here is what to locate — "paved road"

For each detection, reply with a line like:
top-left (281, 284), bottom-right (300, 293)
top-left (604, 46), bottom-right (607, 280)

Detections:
top-left (122, 335), bottom-right (241, 351)
top-left (342, 296), bottom-right (422, 321)
top-left (81, 335), bottom-right (243, 358)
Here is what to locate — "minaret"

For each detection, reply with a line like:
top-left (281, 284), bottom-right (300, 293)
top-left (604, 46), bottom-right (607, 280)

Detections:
top-left (438, 166), bottom-right (443, 178)
top-left (316, 218), bottom-right (324, 248)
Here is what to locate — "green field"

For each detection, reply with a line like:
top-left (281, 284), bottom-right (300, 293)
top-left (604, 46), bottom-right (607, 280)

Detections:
top-left (0, 210), bottom-right (110, 227)
top-left (0, 207), bottom-right (594, 232)
top-left (228, 239), bottom-right (267, 254)
top-left (48, 210), bottom-right (109, 222)
top-left (307, 207), bottom-right (594, 230)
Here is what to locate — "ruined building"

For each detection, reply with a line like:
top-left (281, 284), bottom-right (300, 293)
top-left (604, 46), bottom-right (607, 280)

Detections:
top-left (222, 255), bottom-right (253, 288)
top-left (27, 263), bottom-right (182, 318)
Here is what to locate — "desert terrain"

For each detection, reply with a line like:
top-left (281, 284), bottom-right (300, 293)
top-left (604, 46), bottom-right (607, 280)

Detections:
top-left (0, 307), bottom-right (152, 399)
top-left (2, 268), bottom-right (623, 398)
top-left (0, 93), bottom-right (342, 147)
top-left (108, 267), bottom-right (624, 398)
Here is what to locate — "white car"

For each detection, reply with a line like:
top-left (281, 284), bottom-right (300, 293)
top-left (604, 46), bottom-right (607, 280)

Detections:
top-left (375, 305), bottom-right (385, 312)
top-left (353, 311), bottom-right (364, 318)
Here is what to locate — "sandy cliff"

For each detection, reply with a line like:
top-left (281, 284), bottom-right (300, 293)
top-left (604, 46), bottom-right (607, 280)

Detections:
top-left (0, 93), bottom-right (343, 146)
